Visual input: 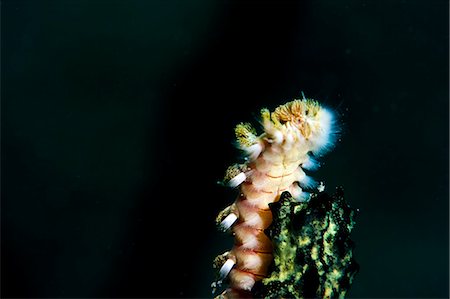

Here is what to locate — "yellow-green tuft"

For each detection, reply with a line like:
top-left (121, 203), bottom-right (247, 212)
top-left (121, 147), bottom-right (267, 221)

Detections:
top-left (234, 122), bottom-right (257, 147)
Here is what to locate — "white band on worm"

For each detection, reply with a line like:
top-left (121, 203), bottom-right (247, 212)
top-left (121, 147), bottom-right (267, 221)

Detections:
top-left (220, 213), bottom-right (238, 230)
top-left (228, 172), bottom-right (247, 188)
top-left (219, 259), bottom-right (236, 279)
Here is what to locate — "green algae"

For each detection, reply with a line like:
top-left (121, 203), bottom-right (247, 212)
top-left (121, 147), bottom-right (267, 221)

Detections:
top-left (255, 188), bottom-right (359, 298)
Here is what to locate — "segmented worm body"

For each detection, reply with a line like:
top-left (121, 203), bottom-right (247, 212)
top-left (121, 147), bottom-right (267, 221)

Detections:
top-left (215, 99), bottom-right (337, 298)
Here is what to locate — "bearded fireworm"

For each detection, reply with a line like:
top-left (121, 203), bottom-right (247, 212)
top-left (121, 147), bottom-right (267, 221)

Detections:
top-left (213, 97), bottom-right (339, 298)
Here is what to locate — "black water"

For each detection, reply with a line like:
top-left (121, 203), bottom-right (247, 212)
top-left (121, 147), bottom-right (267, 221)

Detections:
top-left (2, 0), bottom-right (448, 297)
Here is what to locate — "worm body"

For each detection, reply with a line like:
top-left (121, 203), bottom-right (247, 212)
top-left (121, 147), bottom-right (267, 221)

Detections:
top-left (216, 99), bottom-right (337, 298)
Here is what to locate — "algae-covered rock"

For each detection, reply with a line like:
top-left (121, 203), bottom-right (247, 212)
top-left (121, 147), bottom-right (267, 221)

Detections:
top-left (255, 188), bottom-right (359, 298)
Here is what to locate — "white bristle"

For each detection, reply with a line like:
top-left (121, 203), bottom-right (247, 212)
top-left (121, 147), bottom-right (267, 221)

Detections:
top-left (220, 213), bottom-right (238, 230)
top-left (297, 191), bottom-right (311, 202)
top-left (310, 108), bottom-right (337, 156)
top-left (219, 259), bottom-right (235, 279)
top-left (302, 155), bottom-right (320, 171)
top-left (295, 167), bottom-right (306, 182)
top-left (290, 183), bottom-right (303, 200)
top-left (228, 172), bottom-right (246, 188)
top-left (245, 142), bottom-right (263, 161)
top-left (299, 175), bottom-right (318, 189)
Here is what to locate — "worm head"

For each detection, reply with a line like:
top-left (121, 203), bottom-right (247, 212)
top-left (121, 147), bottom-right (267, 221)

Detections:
top-left (271, 99), bottom-right (337, 154)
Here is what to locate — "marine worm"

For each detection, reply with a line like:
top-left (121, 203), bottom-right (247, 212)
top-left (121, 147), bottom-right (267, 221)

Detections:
top-left (214, 98), bottom-right (338, 298)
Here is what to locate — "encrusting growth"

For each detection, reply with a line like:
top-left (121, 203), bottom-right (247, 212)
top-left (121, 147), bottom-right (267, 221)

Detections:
top-left (213, 98), bottom-right (338, 298)
top-left (259, 188), bottom-right (359, 298)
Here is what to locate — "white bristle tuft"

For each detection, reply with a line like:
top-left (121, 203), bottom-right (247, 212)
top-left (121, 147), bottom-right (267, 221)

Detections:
top-left (245, 142), bottom-right (263, 161)
top-left (295, 167), bottom-right (306, 182)
top-left (299, 175), bottom-right (318, 189)
top-left (310, 108), bottom-right (338, 156)
top-left (297, 191), bottom-right (311, 202)
top-left (220, 213), bottom-right (238, 230)
top-left (219, 259), bottom-right (235, 279)
top-left (302, 155), bottom-right (320, 171)
top-left (228, 172), bottom-right (246, 188)
top-left (290, 183), bottom-right (303, 200)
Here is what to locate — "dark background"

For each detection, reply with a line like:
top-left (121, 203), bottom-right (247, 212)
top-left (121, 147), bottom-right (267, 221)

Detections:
top-left (2, 0), bottom-right (448, 298)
